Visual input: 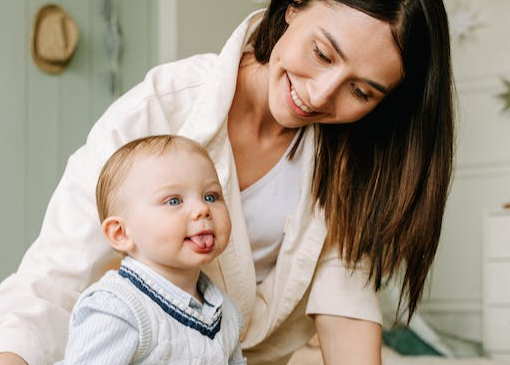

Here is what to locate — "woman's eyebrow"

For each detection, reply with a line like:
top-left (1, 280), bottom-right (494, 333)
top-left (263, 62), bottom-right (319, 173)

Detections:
top-left (320, 27), bottom-right (346, 60)
top-left (363, 78), bottom-right (388, 94)
top-left (320, 27), bottom-right (389, 95)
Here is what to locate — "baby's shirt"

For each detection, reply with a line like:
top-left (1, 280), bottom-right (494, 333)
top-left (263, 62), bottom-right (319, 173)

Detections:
top-left (56, 257), bottom-right (246, 365)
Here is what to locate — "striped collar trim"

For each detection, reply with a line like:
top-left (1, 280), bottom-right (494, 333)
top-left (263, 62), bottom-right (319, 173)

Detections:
top-left (119, 264), bottom-right (222, 339)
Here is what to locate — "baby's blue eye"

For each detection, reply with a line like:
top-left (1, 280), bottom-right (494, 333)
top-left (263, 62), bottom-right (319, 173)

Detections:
top-left (166, 197), bottom-right (182, 206)
top-left (204, 193), bottom-right (217, 203)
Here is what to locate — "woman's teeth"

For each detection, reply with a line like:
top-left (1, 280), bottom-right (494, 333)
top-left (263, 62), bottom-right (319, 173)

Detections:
top-left (291, 85), bottom-right (314, 114)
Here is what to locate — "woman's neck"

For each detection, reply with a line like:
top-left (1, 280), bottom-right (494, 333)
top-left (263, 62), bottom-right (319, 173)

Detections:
top-left (228, 53), bottom-right (299, 191)
top-left (230, 52), bottom-right (288, 139)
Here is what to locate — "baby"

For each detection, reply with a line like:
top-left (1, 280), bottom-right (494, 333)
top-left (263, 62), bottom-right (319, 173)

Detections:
top-left (57, 135), bottom-right (246, 364)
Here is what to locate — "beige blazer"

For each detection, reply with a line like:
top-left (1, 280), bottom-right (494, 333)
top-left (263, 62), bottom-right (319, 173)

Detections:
top-left (0, 10), bottom-right (380, 365)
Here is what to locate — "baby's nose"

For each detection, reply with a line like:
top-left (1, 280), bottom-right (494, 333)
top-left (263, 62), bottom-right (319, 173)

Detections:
top-left (191, 200), bottom-right (211, 220)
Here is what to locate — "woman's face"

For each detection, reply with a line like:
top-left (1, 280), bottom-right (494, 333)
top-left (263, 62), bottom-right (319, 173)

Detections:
top-left (267, 1), bottom-right (403, 127)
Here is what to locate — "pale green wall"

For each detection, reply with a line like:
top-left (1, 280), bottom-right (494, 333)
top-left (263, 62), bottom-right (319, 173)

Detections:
top-left (175, 0), bottom-right (264, 59)
top-left (0, 0), bottom-right (158, 280)
top-left (0, 0), bottom-right (264, 282)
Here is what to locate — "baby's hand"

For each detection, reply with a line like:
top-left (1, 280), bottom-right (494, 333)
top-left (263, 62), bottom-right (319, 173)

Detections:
top-left (0, 353), bottom-right (28, 365)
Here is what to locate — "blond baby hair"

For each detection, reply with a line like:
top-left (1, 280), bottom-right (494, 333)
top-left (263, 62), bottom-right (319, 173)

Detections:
top-left (96, 135), bottom-right (213, 223)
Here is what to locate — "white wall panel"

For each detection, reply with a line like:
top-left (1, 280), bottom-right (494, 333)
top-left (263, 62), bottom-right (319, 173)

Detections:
top-left (420, 0), bottom-right (510, 342)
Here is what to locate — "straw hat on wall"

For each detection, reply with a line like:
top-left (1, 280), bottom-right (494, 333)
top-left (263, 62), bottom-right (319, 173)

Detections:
top-left (31, 4), bottom-right (79, 74)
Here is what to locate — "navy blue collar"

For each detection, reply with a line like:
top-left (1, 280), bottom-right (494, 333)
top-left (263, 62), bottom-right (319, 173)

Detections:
top-left (119, 258), bottom-right (222, 339)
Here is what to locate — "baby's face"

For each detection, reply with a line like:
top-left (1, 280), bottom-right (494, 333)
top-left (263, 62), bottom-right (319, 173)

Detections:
top-left (118, 148), bottom-right (231, 272)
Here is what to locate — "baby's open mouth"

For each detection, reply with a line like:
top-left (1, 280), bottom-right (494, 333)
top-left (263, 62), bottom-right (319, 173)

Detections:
top-left (185, 233), bottom-right (215, 253)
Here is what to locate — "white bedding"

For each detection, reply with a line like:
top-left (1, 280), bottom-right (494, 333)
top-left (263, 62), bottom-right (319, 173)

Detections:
top-left (288, 345), bottom-right (508, 365)
top-left (381, 347), bottom-right (508, 365)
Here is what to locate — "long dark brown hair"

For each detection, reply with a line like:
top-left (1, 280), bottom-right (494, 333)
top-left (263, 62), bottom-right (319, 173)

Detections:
top-left (251, 0), bottom-right (455, 322)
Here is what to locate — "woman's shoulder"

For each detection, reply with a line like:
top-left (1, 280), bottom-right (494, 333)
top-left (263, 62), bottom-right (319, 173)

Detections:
top-left (93, 53), bottom-right (221, 134)
top-left (144, 53), bottom-right (220, 96)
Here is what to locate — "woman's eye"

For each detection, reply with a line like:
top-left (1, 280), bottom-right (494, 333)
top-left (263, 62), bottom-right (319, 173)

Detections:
top-left (352, 85), bottom-right (369, 102)
top-left (165, 197), bottom-right (182, 206)
top-left (313, 44), bottom-right (331, 64)
top-left (204, 193), bottom-right (218, 203)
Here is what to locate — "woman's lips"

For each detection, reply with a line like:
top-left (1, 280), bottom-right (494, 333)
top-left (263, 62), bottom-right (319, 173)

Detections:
top-left (285, 73), bottom-right (318, 117)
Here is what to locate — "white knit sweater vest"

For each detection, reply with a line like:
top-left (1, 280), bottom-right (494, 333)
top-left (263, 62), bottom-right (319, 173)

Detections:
top-left (78, 270), bottom-right (243, 364)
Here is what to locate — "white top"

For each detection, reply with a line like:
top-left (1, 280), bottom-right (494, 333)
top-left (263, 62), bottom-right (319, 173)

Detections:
top-left (56, 257), bottom-right (245, 365)
top-left (242, 132), bottom-right (303, 283)
top-left (0, 10), bottom-right (381, 365)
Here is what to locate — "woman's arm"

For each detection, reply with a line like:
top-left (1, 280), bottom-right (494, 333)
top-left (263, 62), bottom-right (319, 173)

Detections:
top-left (315, 314), bottom-right (382, 365)
top-left (0, 59), bottom-right (204, 363)
top-left (306, 245), bottom-right (383, 365)
top-left (0, 353), bottom-right (28, 365)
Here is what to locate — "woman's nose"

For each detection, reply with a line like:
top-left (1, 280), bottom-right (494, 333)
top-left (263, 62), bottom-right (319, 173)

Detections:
top-left (308, 71), bottom-right (345, 110)
top-left (191, 200), bottom-right (211, 220)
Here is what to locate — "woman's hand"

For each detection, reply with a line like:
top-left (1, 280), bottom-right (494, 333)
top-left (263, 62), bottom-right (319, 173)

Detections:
top-left (0, 353), bottom-right (28, 365)
top-left (314, 314), bottom-right (382, 365)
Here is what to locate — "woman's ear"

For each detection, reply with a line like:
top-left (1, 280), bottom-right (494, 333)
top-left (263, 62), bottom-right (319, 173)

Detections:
top-left (285, 5), bottom-right (298, 25)
top-left (102, 217), bottom-right (135, 254)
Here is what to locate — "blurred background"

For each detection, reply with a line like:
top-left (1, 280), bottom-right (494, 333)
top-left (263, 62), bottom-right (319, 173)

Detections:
top-left (1, 0), bottom-right (509, 362)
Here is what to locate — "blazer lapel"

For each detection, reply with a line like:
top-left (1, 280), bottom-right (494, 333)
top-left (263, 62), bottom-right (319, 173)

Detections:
top-left (267, 127), bottom-right (327, 333)
top-left (178, 10), bottom-right (264, 158)
top-left (218, 141), bottom-right (257, 337)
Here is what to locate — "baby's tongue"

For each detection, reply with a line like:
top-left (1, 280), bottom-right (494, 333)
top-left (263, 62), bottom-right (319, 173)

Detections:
top-left (189, 234), bottom-right (214, 248)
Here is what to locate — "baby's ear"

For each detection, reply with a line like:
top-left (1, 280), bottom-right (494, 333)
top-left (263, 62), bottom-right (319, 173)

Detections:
top-left (102, 217), bottom-right (134, 253)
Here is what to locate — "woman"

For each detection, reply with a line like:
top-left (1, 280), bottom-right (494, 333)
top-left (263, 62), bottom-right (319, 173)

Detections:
top-left (0, 0), bottom-right (453, 364)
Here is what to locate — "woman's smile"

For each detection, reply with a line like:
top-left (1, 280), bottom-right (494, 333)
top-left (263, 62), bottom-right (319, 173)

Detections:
top-left (267, 1), bottom-right (403, 128)
top-left (285, 73), bottom-right (318, 117)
